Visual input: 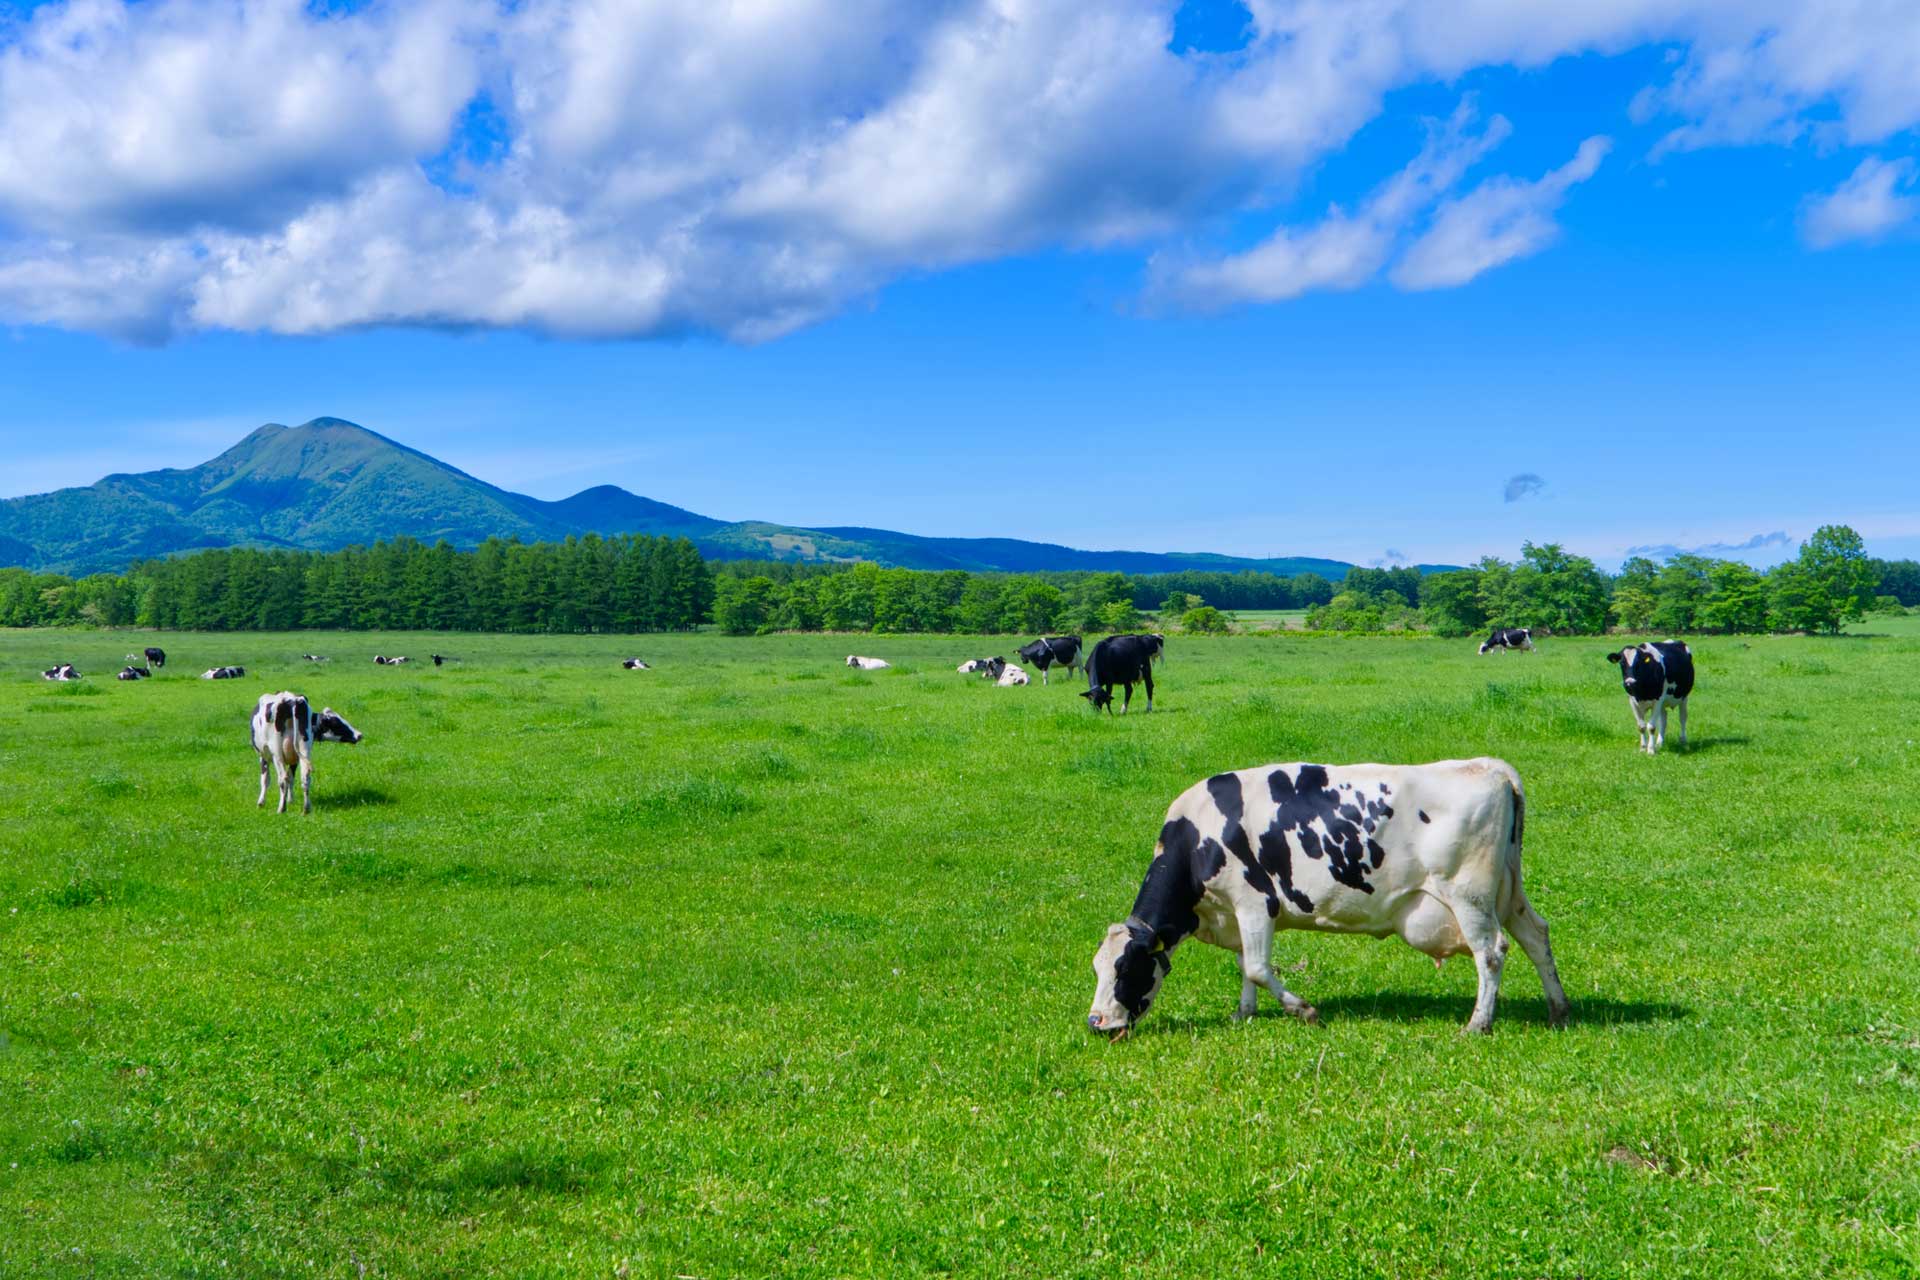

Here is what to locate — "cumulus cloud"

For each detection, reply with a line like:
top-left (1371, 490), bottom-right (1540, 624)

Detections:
top-left (0, 0), bottom-right (1914, 341)
top-left (1625, 530), bottom-right (1794, 559)
top-left (1801, 156), bottom-right (1918, 247)
top-left (1504, 473), bottom-right (1547, 503)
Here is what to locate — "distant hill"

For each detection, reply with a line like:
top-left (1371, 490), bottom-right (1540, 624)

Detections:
top-left (0, 418), bottom-right (1428, 578)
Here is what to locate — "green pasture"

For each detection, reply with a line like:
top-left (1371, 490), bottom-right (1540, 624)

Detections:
top-left (2, 628), bottom-right (1917, 1277)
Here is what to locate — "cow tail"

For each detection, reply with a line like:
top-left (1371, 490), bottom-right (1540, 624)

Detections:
top-left (1500, 775), bottom-right (1526, 921)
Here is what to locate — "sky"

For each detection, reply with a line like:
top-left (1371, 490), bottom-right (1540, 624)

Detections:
top-left (0, 0), bottom-right (1917, 569)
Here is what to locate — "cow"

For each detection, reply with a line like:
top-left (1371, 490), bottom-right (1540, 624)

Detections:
top-left (431, 654), bottom-right (449, 667)
top-left (1479, 628), bottom-right (1534, 655)
top-left (621, 658), bottom-right (651, 670)
top-left (117, 666), bottom-right (151, 680)
top-left (957, 658), bottom-right (993, 674)
top-left (1015, 635), bottom-right (1083, 686)
top-left (41, 664), bottom-right (79, 681)
top-left (1607, 641), bottom-right (1694, 754)
top-left (846, 656), bottom-right (890, 670)
top-left (250, 691), bottom-right (364, 815)
top-left (994, 661), bottom-right (1030, 687)
top-left (1086, 758), bottom-right (1568, 1038)
top-left (302, 654), bottom-right (329, 662)
top-left (1080, 634), bottom-right (1161, 713)
top-left (373, 655), bottom-right (409, 665)
top-left (201, 666), bottom-right (246, 680)
top-left (144, 646), bottom-right (166, 669)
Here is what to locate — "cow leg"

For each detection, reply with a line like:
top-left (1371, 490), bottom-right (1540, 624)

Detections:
top-left (1627, 697), bottom-right (1651, 753)
top-left (1040, 664), bottom-right (1049, 686)
top-left (1234, 910), bottom-right (1318, 1024)
top-left (1504, 893), bottom-right (1570, 1028)
top-left (1677, 697), bottom-right (1689, 749)
top-left (275, 762), bottom-right (291, 814)
top-left (257, 755), bottom-right (270, 808)
top-left (1654, 701), bottom-right (1668, 753)
top-left (1453, 899), bottom-right (1508, 1033)
top-left (1142, 667), bottom-right (1154, 712)
top-left (1120, 682), bottom-right (1132, 714)
top-left (300, 757), bottom-right (313, 815)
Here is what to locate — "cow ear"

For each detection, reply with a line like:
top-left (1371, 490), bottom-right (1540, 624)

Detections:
top-left (1079, 689), bottom-right (1094, 699)
top-left (1606, 651), bottom-right (1622, 663)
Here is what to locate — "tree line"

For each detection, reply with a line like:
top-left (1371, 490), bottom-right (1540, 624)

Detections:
top-left (0, 535), bottom-right (714, 633)
top-left (2, 523), bottom-right (1910, 637)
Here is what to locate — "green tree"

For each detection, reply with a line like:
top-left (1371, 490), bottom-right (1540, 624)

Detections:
top-left (1650, 554), bottom-right (1713, 634)
top-left (1180, 605), bottom-right (1230, 633)
top-left (1698, 560), bottom-right (1770, 632)
top-left (1609, 557), bottom-right (1659, 631)
top-left (1419, 569), bottom-right (1486, 637)
top-left (1769, 524), bottom-right (1875, 634)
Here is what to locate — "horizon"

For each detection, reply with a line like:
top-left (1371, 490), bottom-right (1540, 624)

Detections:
top-left (2, 2), bottom-right (1918, 570)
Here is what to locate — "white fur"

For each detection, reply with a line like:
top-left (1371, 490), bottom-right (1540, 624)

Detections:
top-left (846, 656), bottom-right (890, 670)
top-left (994, 662), bottom-right (1030, 686)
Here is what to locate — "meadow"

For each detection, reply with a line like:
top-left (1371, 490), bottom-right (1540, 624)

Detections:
top-left (2, 626), bottom-right (1917, 1278)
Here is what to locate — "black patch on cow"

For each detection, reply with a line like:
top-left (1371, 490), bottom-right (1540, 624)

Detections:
top-left (1418, 809), bottom-right (1430, 823)
top-left (293, 697), bottom-right (311, 742)
top-left (1128, 815), bottom-right (1210, 951)
top-left (1612, 641), bottom-right (1694, 703)
top-left (1264, 765), bottom-right (1392, 895)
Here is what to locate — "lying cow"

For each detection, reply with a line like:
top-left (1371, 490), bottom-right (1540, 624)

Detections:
top-left (302, 654), bottom-right (328, 663)
top-left (1080, 634), bottom-right (1161, 713)
top-left (117, 666), bottom-right (151, 680)
top-left (981, 657), bottom-right (1030, 686)
top-left (1607, 641), bottom-right (1694, 754)
top-left (251, 692), bottom-right (364, 814)
top-left (41, 664), bottom-right (78, 681)
top-left (202, 666), bottom-right (246, 680)
top-left (846, 656), bottom-right (890, 670)
top-left (956, 658), bottom-right (991, 674)
top-left (1087, 758), bottom-right (1568, 1037)
top-left (373, 655), bottom-right (409, 665)
top-left (1479, 627), bottom-right (1534, 655)
top-left (1015, 635), bottom-right (1082, 686)
top-left (622, 658), bottom-right (651, 670)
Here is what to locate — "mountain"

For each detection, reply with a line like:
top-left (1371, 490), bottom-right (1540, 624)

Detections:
top-left (0, 418), bottom-right (1403, 578)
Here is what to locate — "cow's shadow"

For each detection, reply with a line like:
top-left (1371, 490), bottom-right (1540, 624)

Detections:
top-left (1139, 992), bottom-right (1687, 1037)
top-left (1674, 735), bottom-right (1750, 755)
top-left (319, 785), bottom-right (397, 809)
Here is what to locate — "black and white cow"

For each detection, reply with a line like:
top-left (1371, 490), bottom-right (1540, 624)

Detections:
top-left (1015, 635), bottom-right (1082, 686)
top-left (41, 663), bottom-right (79, 681)
top-left (201, 666), bottom-right (246, 680)
top-left (1478, 628), bottom-right (1534, 655)
top-left (431, 653), bottom-right (449, 667)
top-left (145, 646), bottom-right (165, 668)
top-left (250, 691), bottom-right (363, 815)
top-left (846, 655), bottom-right (890, 670)
top-left (117, 666), bottom-right (151, 680)
top-left (1080, 634), bottom-right (1162, 713)
top-left (981, 658), bottom-right (1029, 686)
top-left (302, 654), bottom-right (328, 663)
top-left (956, 658), bottom-right (992, 674)
top-left (1607, 641), bottom-right (1694, 754)
top-left (1087, 758), bottom-right (1568, 1037)
top-left (621, 658), bottom-right (651, 670)
top-left (373, 655), bottom-right (409, 665)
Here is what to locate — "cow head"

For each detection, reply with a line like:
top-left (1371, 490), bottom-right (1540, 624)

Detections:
top-left (1087, 922), bottom-right (1170, 1036)
top-left (1080, 686), bottom-right (1113, 709)
top-left (314, 708), bottom-right (363, 744)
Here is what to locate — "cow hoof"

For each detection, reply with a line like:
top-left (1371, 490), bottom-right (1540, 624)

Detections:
top-left (1462, 1020), bottom-right (1494, 1036)
top-left (1549, 1006), bottom-right (1571, 1030)
top-left (1296, 1005), bottom-right (1320, 1026)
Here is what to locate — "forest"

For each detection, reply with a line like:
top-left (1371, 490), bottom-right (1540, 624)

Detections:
top-left (1, 524), bottom-right (1911, 638)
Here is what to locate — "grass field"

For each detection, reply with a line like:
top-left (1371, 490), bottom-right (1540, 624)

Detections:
top-left (3, 627), bottom-right (1918, 1278)
top-left (1225, 609), bottom-right (1309, 631)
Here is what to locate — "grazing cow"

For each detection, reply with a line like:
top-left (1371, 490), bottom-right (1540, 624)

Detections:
top-left (1479, 627), bottom-right (1534, 655)
top-left (1015, 635), bottom-right (1083, 686)
top-left (1607, 641), bottom-right (1694, 754)
top-left (144, 646), bottom-right (166, 668)
top-left (41, 664), bottom-right (79, 681)
top-left (431, 654), bottom-right (447, 666)
top-left (1087, 758), bottom-right (1568, 1037)
top-left (302, 654), bottom-right (328, 663)
top-left (202, 666), bottom-right (246, 680)
top-left (621, 658), bottom-right (651, 670)
top-left (250, 691), bottom-right (363, 815)
top-left (373, 655), bottom-right (409, 665)
top-left (117, 666), bottom-right (151, 680)
top-left (1080, 634), bottom-right (1161, 713)
top-left (846, 656), bottom-right (890, 670)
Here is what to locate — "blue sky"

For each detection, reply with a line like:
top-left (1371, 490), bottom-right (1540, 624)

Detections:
top-left (1, 1), bottom-right (1917, 568)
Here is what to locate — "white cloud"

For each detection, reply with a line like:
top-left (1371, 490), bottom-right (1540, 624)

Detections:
top-left (0, 0), bottom-right (1914, 342)
top-left (1391, 136), bottom-right (1610, 290)
top-left (1800, 156), bottom-right (1918, 247)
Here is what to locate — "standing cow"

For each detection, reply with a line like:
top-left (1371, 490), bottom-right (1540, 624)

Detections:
top-left (1080, 634), bottom-right (1163, 713)
top-left (250, 691), bottom-right (364, 814)
top-left (1015, 635), bottom-right (1082, 686)
top-left (1607, 641), bottom-right (1694, 754)
top-left (1478, 628), bottom-right (1533, 654)
top-left (1087, 758), bottom-right (1568, 1036)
